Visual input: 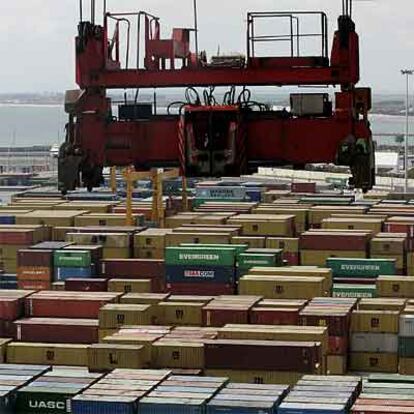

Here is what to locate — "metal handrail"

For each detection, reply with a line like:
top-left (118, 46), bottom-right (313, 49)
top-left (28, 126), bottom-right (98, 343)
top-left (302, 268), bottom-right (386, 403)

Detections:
top-left (247, 11), bottom-right (328, 60)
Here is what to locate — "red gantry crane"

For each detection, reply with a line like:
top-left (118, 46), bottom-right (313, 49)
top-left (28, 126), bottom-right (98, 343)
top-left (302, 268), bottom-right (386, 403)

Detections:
top-left (59, 0), bottom-right (374, 194)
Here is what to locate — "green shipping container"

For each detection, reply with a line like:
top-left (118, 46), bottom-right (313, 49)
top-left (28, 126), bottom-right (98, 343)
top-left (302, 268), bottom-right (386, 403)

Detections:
top-left (327, 258), bottom-right (396, 277)
top-left (332, 283), bottom-right (376, 298)
top-left (165, 246), bottom-right (237, 266)
top-left (180, 243), bottom-right (248, 256)
top-left (368, 374), bottom-right (414, 384)
top-left (193, 198), bottom-right (244, 207)
top-left (54, 250), bottom-right (92, 267)
top-left (362, 387), bottom-right (414, 395)
top-left (299, 196), bottom-right (352, 205)
top-left (237, 253), bottom-right (279, 267)
top-left (15, 387), bottom-right (80, 414)
top-left (399, 337), bottom-right (414, 358)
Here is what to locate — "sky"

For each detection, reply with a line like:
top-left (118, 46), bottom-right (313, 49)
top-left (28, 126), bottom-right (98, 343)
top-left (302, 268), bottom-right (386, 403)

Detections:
top-left (0, 0), bottom-right (413, 94)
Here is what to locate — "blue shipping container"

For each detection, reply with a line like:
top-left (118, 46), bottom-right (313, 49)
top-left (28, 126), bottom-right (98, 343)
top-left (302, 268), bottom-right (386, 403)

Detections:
top-left (0, 216), bottom-right (15, 225)
top-left (165, 265), bottom-right (235, 284)
top-left (278, 402), bottom-right (347, 414)
top-left (54, 266), bottom-right (93, 281)
top-left (72, 395), bottom-right (139, 414)
top-left (138, 397), bottom-right (208, 414)
top-left (207, 399), bottom-right (275, 414)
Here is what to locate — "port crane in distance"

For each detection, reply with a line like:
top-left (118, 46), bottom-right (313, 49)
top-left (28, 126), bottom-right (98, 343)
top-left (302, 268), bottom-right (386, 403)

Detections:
top-left (58, 0), bottom-right (374, 194)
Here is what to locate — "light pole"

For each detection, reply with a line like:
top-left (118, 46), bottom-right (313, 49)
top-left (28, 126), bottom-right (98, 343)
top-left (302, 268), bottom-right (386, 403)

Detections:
top-left (193, 0), bottom-right (199, 59)
top-left (401, 69), bottom-right (414, 193)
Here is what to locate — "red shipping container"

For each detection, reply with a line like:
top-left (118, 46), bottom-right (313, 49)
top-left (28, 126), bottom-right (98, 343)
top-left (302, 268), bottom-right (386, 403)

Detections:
top-left (283, 252), bottom-right (300, 266)
top-left (25, 292), bottom-right (120, 318)
top-left (0, 229), bottom-right (36, 245)
top-left (202, 304), bottom-right (251, 327)
top-left (14, 318), bottom-right (98, 344)
top-left (18, 249), bottom-right (53, 267)
top-left (355, 400), bottom-right (414, 407)
top-left (352, 405), bottom-right (414, 414)
top-left (291, 182), bottom-right (316, 193)
top-left (17, 267), bottom-right (52, 282)
top-left (204, 339), bottom-right (321, 372)
top-left (328, 335), bottom-right (349, 355)
top-left (334, 277), bottom-right (378, 285)
top-left (0, 298), bottom-right (23, 321)
top-left (0, 320), bottom-right (16, 337)
top-left (101, 259), bottom-right (165, 292)
top-left (166, 282), bottom-right (234, 296)
top-left (385, 222), bottom-right (414, 238)
top-left (299, 311), bottom-right (350, 337)
top-left (65, 278), bottom-right (108, 292)
top-left (249, 307), bottom-right (300, 325)
top-left (18, 280), bottom-right (51, 291)
top-left (300, 232), bottom-right (370, 251)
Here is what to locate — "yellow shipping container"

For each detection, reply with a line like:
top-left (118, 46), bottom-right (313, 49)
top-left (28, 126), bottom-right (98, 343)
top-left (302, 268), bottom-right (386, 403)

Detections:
top-left (0, 338), bottom-right (11, 362)
top-left (152, 340), bottom-right (204, 369)
top-left (266, 238), bottom-right (299, 253)
top-left (167, 295), bottom-right (214, 304)
top-left (2, 260), bottom-right (17, 273)
top-left (120, 293), bottom-right (170, 305)
top-left (6, 342), bottom-right (89, 366)
top-left (166, 233), bottom-right (230, 246)
top-left (254, 208), bottom-right (308, 234)
top-left (300, 250), bottom-right (366, 266)
top-left (262, 190), bottom-right (291, 203)
top-left (351, 310), bottom-right (400, 333)
top-left (98, 329), bottom-right (118, 342)
top-left (158, 302), bottom-right (204, 326)
top-left (327, 355), bottom-right (347, 375)
top-left (102, 248), bottom-right (131, 259)
top-left (99, 304), bottom-right (153, 329)
top-left (247, 267), bottom-right (332, 292)
top-left (74, 214), bottom-right (137, 227)
top-left (227, 214), bottom-right (295, 237)
top-left (54, 201), bottom-right (115, 213)
top-left (16, 210), bottom-right (88, 227)
top-left (399, 358), bottom-right (414, 375)
top-left (66, 232), bottom-right (131, 248)
top-left (239, 275), bottom-right (327, 299)
top-left (349, 352), bottom-right (398, 373)
top-left (88, 344), bottom-right (146, 371)
top-left (408, 253), bottom-right (414, 273)
top-left (204, 369), bottom-right (304, 385)
top-left (358, 298), bottom-right (406, 312)
top-left (173, 227), bottom-right (238, 236)
top-left (231, 236), bottom-right (266, 248)
top-left (308, 206), bottom-right (368, 227)
top-left (0, 245), bottom-right (30, 260)
top-left (321, 218), bottom-right (383, 233)
top-left (193, 216), bottom-right (229, 225)
top-left (370, 237), bottom-right (406, 255)
top-left (134, 247), bottom-right (165, 259)
top-left (108, 279), bottom-right (152, 294)
top-left (255, 299), bottom-right (307, 309)
top-left (135, 229), bottom-right (173, 250)
top-left (165, 214), bottom-right (203, 228)
top-left (102, 333), bottom-right (161, 364)
top-left (377, 276), bottom-right (414, 298)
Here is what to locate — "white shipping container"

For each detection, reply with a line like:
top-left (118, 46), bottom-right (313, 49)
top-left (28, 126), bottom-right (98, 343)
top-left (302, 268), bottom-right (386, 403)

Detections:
top-left (195, 186), bottom-right (246, 200)
top-left (351, 332), bottom-right (398, 353)
top-left (400, 315), bottom-right (414, 338)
